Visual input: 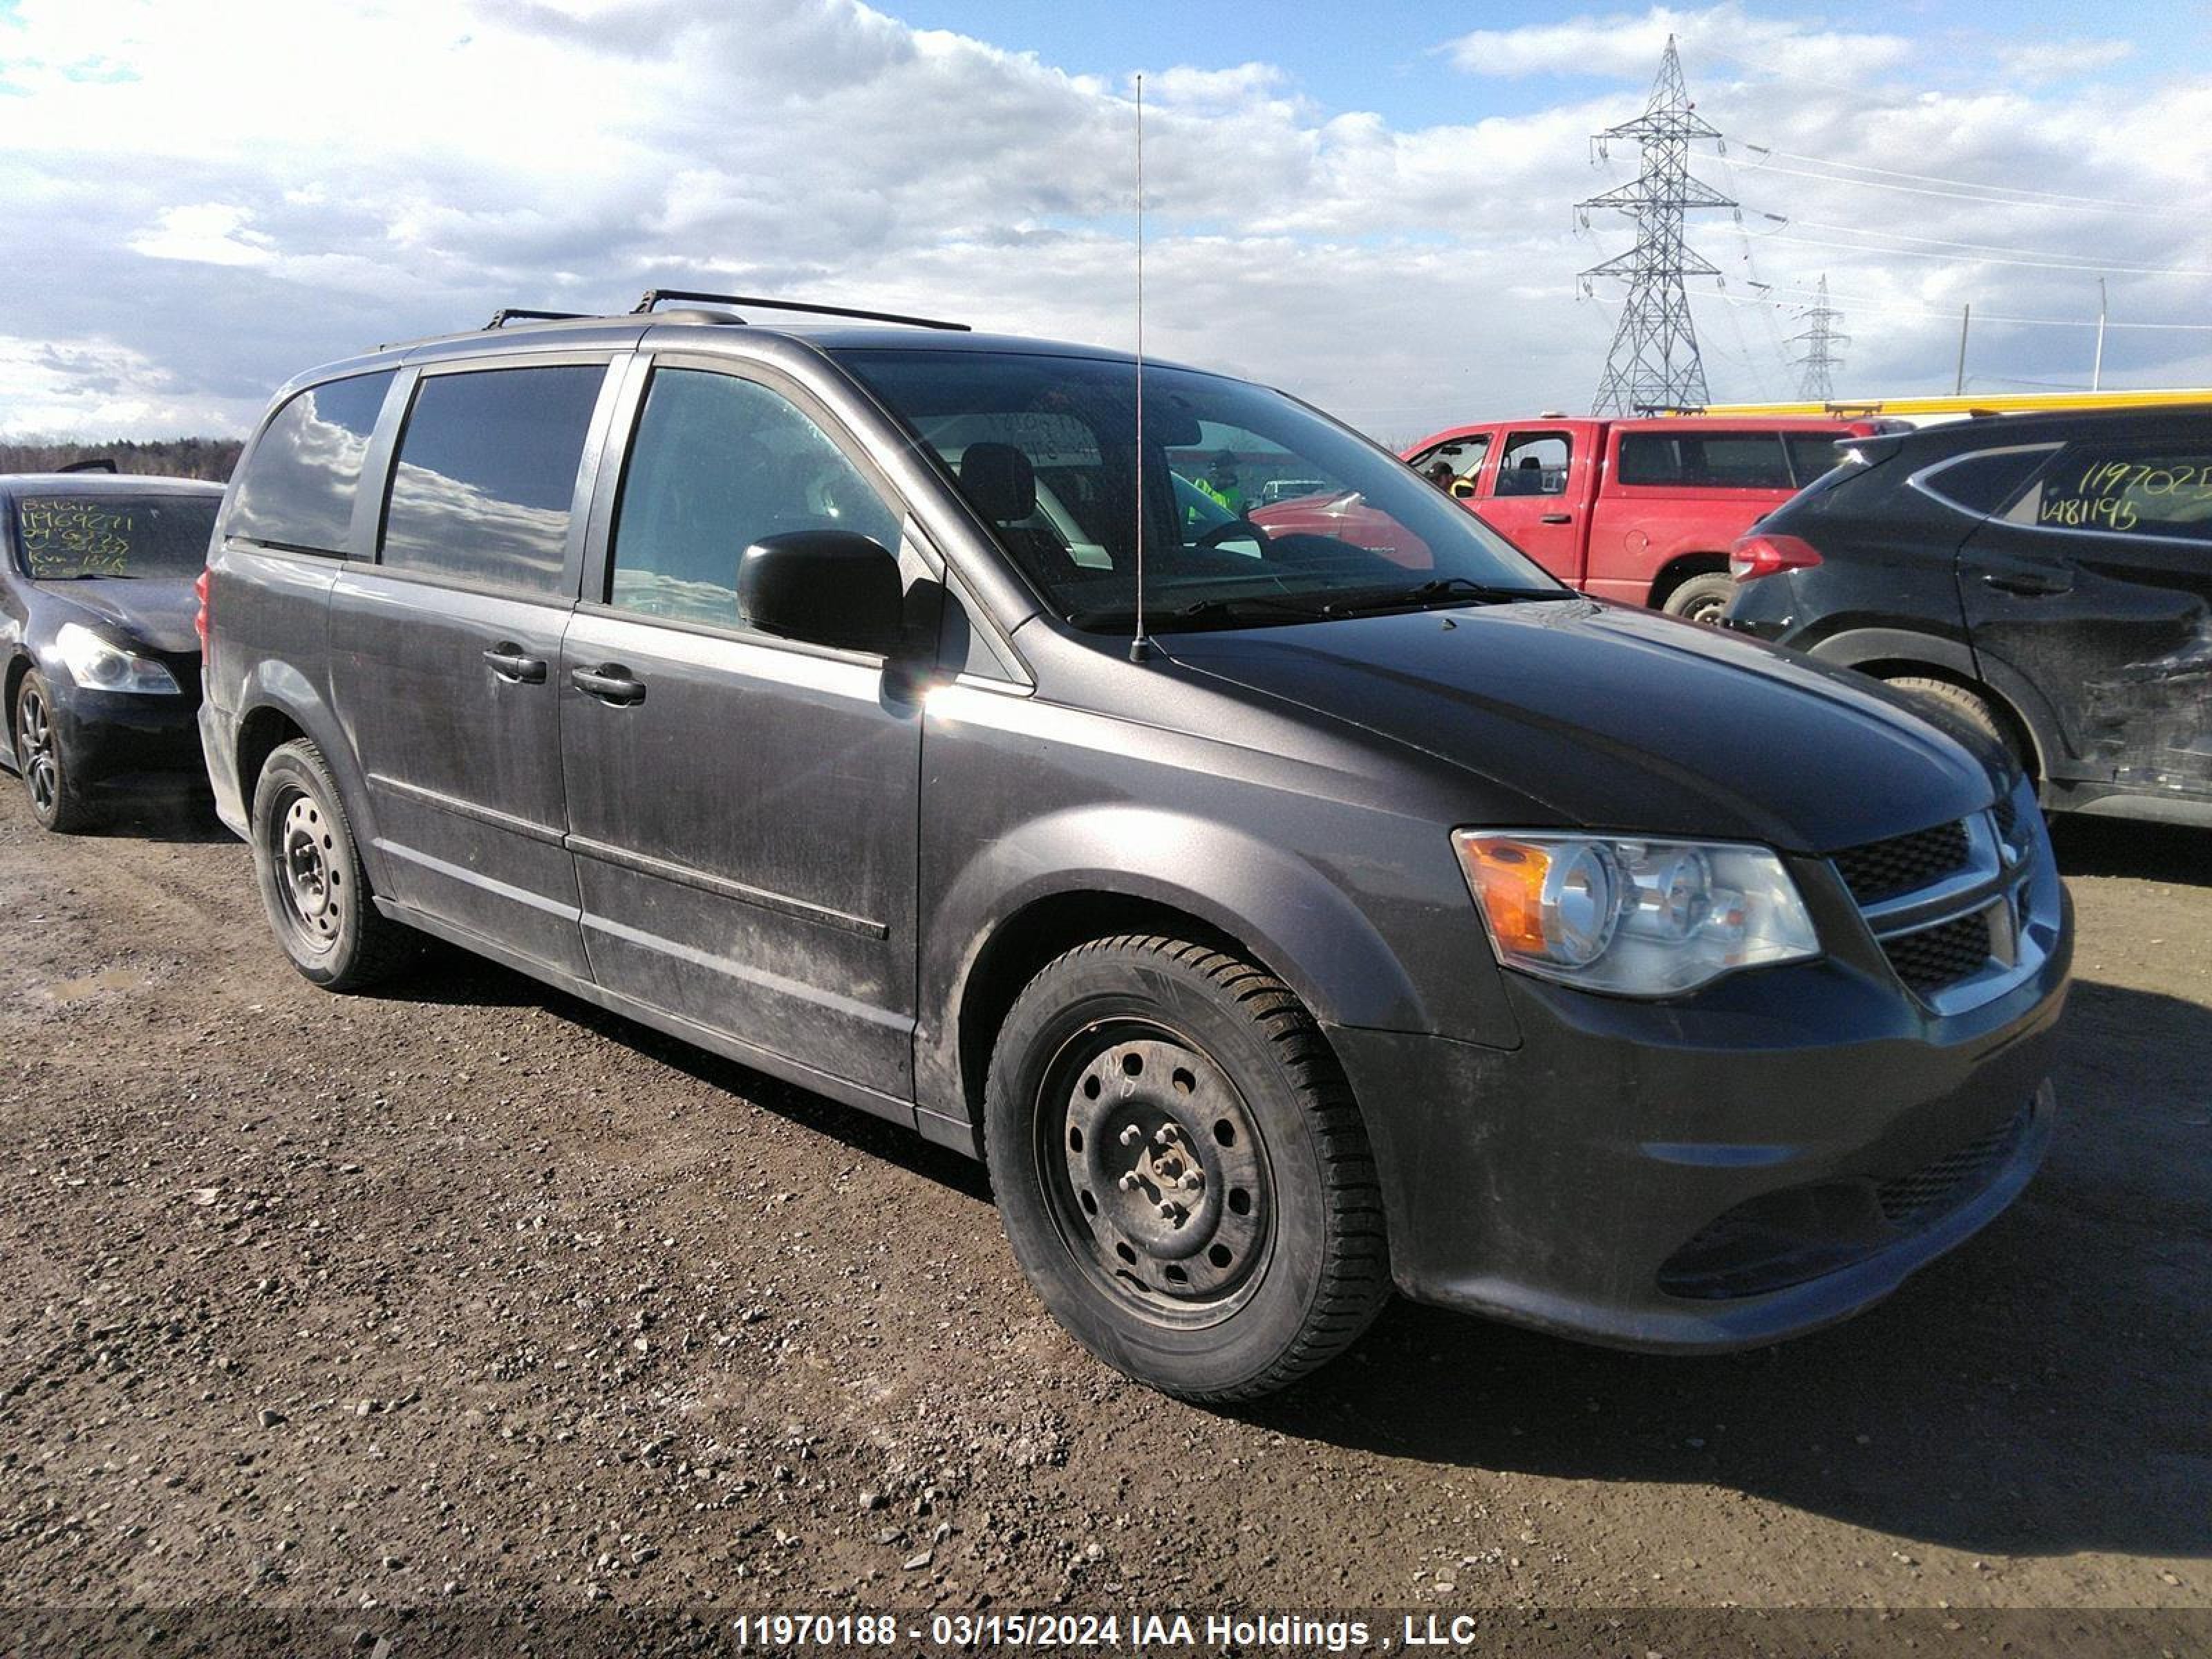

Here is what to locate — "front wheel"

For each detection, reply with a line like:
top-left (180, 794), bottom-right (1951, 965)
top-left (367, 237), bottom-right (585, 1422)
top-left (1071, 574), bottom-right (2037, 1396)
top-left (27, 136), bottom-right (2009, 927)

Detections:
top-left (984, 935), bottom-right (1389, 1403)
top-left (14, 671), bottom-right (97, 833)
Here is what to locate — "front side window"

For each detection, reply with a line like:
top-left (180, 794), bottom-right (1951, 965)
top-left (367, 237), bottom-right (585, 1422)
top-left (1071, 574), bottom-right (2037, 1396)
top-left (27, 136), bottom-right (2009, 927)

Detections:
top-left (2005, 444), bottom-right (2212, 543)
top-left (607, 368), bottom-right (899, 630)
top-left (835, 350), bottom-right (1559, 633)
top-left (13, 494), bottom-right (218, 580)
top-left (229, 371), bottom-right (394, 554)
top-left (1494, 431), bottom-right (1571, 497)
top-left (380, 364), bottom-right (606, 594)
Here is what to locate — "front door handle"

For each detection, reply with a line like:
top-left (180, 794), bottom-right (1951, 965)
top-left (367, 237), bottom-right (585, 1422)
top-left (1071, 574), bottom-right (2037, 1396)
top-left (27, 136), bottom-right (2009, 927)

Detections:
top-left (572, 664), bottom-right (646, 706)
top-left (482, 644), bottom-right (547, 684)
top-left (1980, 569), bottom-right (2070, 597)
top-left (1539, 512), bottom-right (1573, 525)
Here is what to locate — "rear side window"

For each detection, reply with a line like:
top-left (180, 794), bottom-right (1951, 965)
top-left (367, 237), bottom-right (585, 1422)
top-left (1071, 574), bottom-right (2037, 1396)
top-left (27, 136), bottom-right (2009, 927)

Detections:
top-left (229, 371), bottom-right (395, 554)
top-left (2006, 445), bottom-right (2212, 543)
top-left (1783, 435), bottom-right (1850, 486)
top-left (380, 364), bottom-right (606, 594)
top-left (1917, 446), bottom-right (2056, 517)
top-left (1616, 432), bottom-right (1796, 489)
top-left (606, 368), bottom-right (899, 630)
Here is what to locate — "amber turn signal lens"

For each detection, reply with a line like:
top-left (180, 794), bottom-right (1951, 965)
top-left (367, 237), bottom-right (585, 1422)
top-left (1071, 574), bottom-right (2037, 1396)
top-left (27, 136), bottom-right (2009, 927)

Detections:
top-left (1455, 836), bottom-right (1553, 956)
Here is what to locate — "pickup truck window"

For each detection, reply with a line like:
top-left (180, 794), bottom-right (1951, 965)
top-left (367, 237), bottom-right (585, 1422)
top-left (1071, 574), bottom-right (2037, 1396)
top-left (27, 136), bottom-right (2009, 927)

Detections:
top-left (1495, 431), bottom-right (1570, 497)
top-left (837, 348), bottom-right (1559, 631)
top-left (1618, 432), bottom-right (1792, 489)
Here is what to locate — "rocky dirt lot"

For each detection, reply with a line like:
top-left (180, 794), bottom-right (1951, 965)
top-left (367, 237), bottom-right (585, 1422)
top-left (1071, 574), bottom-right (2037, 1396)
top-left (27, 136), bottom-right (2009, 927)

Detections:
top-left (0, 780), bottom-right (2204, 1630)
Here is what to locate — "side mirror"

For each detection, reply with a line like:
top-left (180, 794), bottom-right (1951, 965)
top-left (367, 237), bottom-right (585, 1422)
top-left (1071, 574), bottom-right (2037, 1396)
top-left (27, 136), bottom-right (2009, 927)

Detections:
top-left (737, 530), bottom-right (904, 655)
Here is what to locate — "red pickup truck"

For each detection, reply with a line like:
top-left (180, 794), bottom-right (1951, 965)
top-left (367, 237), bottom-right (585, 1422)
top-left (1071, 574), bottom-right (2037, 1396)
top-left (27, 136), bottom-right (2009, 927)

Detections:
top-left (1398, 416), bottom-right (1879, 621)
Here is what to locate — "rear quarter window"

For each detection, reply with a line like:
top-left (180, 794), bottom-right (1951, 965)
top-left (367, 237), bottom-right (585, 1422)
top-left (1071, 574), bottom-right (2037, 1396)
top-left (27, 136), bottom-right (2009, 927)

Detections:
top-left (228, 371), bottom-right (395, 554)
top-left (1615, 432), bottom-right (1795, 489)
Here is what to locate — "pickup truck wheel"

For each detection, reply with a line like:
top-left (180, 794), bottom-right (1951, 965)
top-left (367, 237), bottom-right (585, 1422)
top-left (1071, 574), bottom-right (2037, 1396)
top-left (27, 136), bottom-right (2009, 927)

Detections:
top-left (1660, 572), bottom-right (1737, 624)
top-left (14, 672), bottom-right (97, 833)
top-left (250, 739), bottom-right (411, 991)
top-left (984, 935), bottom-right (1389, 1403)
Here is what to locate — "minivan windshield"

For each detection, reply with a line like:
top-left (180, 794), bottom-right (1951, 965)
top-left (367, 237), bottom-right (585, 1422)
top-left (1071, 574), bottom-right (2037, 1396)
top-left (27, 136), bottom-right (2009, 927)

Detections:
top-left (836, 350), bottom-right (1566, 631)
top-left (12, 494), bottom-right (218, 581)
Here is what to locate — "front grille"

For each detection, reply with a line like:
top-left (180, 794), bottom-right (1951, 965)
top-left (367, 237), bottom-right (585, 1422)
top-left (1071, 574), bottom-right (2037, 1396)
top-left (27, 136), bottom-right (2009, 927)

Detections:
top-left (1877, 1107), bottom-right (2030, 1223)
top-left (1881, 909), bottom-right (1994, 993)
top-left (1833, 820), bottom-right (1971, 905)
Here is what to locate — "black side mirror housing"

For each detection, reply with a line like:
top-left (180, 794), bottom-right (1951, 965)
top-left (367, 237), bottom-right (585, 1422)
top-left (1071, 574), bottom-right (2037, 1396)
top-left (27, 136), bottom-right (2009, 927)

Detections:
top-left (737, 530), bottom-right (904, 655)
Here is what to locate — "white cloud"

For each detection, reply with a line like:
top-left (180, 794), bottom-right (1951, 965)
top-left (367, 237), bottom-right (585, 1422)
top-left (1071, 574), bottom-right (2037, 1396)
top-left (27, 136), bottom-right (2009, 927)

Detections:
top-left (127, 204), bottom-right (277, 268)
top-left (0, 0), bottom-right (2206, 443)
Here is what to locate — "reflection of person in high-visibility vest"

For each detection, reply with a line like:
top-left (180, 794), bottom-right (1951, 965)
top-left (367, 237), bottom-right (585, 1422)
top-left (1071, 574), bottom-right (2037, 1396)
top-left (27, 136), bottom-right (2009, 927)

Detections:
top-left (1193, 451), bottom-right (1246, 516)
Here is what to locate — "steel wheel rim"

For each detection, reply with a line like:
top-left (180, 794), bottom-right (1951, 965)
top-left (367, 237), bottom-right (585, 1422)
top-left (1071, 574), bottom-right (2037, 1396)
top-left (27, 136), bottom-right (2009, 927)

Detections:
top-left (272, 789), bottom-right (344, 950)
top-left (1036, 1020), bottom-right (1273, 1325)
top-left (18, 687), bottom-right (59, 815)
top-left (1685, 595), bottom-right (1727, 624)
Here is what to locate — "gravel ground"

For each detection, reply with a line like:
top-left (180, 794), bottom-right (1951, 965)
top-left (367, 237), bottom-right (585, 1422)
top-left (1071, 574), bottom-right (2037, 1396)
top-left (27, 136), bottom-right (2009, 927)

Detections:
top-left (0, 778), bottom-right (2205, 1628)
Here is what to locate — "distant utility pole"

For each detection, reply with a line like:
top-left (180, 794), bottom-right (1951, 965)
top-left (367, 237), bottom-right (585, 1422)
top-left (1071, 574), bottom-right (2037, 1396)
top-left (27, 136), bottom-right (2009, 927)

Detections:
top-left (1579, 35), bottom-right (1734, 415)
top-left (1790, 274), bottom-right (1848, 402)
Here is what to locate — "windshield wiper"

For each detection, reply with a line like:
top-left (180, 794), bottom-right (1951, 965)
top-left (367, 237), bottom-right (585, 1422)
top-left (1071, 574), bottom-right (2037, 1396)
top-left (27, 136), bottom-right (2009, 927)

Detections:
top-left (1327, 575), bottom-right (1571, 614)
top-left (1066, 592), bottom-right (1334, 630)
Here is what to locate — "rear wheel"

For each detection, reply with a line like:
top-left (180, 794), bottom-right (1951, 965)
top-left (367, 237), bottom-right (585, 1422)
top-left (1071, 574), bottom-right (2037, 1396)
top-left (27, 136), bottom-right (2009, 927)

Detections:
top-left (984, 935), bottom-right (1389, 1403)
top-left (1883, 675), bottom-right (2026, 769)
top-left (250, 739), bottom-right (410, 991)
top-left (1660, 571), bottom-right (1737, 625)
top-left (14, 671), bottom-right (97, 833)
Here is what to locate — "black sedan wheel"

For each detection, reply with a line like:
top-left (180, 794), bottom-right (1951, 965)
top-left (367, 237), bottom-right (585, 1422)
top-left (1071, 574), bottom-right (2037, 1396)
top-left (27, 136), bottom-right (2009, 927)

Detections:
top-left (13, 671), bottom-right (95, 833)
top-left (986, 935), bottom-right (1389, 1403)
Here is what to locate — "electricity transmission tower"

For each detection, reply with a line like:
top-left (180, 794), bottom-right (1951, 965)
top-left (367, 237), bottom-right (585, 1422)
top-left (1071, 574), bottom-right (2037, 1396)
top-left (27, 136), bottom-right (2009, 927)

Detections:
top-left (1790, 274), bottom-right (1848, 402)
top-left (1579, 36), bottom-right (1734, 414)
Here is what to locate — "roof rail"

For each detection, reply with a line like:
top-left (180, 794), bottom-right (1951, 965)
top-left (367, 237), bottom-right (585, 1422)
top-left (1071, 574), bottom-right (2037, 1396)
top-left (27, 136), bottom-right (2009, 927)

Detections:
top-left (59, 458), bottom-right (118, 474)
top-left (484, 307), bottom-right (592, 329)
top-left (630, 289), bottom-right (970, 332)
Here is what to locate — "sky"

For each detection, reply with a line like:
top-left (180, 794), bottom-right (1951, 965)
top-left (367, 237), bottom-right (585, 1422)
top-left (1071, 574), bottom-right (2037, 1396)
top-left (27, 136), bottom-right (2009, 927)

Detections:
top-left (1, 0), bottom-right (2208, 444)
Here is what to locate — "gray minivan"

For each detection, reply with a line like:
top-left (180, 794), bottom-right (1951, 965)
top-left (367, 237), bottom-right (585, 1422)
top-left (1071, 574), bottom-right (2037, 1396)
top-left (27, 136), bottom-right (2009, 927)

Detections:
top-left (199, 295), bottom-right (2070, 1401)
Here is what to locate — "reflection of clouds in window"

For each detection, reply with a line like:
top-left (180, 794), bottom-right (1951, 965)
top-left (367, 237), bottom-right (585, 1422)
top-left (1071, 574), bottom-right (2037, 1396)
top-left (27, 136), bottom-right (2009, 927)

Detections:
top-left (230, 371), bottom-right (393, 552)
top-left (608, 370), bottom-right (898, 630)
top-left (379, 366), bottom-right (604, 595)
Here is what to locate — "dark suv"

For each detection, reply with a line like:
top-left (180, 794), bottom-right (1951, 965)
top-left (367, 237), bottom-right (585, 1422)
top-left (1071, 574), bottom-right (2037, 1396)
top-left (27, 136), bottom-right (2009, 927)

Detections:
top-left (199, 294), bottom-right (2071, 1401)
top-left (1725, 408), bottom-right (2212, 826)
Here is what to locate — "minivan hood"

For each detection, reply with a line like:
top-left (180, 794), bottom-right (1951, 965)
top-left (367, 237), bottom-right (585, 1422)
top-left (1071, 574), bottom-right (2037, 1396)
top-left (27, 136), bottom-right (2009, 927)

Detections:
top-left (41, 577), bottom-right (200, 656)
top-left (1161, 598), bottom-right (2000, 853)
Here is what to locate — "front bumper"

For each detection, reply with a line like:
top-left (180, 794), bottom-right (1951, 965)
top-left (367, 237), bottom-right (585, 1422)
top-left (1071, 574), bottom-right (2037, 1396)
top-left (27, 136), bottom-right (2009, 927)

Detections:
top-left (50, 682), bottom-right (206, 789)
top-left (1327, 911), bottom-right (2070, 1352)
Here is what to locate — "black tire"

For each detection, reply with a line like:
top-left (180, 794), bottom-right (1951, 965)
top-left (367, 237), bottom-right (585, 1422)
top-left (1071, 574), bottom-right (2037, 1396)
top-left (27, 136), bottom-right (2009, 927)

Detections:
top-left (1660, 571), bottom-right (1737, 625)
top-left (984, 935), bottom-right (1389, 1403)
top-left (249, 739), bottom-right (411, 991)
top-left (1883, 675), bottom-right (2025, 768)
top-left (13, 671), bottom-right (97, 833)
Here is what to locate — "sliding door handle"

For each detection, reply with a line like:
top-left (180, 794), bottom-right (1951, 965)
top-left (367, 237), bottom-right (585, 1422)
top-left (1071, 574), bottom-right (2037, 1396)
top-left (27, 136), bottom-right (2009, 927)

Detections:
top-left (572, 664), bottom-right (646, 706)
top-left (482, 644), bottom-right (547, 684)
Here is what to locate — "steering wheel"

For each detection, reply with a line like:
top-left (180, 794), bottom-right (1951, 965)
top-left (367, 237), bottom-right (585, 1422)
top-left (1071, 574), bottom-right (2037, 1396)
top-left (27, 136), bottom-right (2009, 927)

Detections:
top-left (1197, 516), bottom-right (1270, 550)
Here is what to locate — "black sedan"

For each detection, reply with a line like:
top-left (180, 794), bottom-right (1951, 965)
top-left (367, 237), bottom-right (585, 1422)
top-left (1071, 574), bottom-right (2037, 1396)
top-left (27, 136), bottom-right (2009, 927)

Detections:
top-left (1, 472), bottom-right (223, 831)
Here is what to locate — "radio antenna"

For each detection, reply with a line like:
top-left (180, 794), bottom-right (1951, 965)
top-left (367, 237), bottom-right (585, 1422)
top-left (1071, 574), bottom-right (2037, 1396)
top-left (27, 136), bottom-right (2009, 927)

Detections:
top-left (1129, 71), bottom-right (1152, 664)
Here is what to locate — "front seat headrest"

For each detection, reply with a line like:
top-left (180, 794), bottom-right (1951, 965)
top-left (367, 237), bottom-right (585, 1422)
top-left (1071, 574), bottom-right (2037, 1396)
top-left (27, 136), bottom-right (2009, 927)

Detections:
top-left (959, 442), bottom-right (1037, 522)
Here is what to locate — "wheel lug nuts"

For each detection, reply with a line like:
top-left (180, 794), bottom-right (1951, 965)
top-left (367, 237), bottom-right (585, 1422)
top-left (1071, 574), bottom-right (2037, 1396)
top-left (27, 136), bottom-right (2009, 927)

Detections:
top-left (1157, 1201), bottom-right (1180, 1221)
top-left (1180, 1172), bottom-right (1202, 1191)
top-left (1118, 1125), bottom-right (1141, 1147)
top-left (1154, 1126), bottom-right (1176, 1145)
top-left (1117, 1173), bottom-right (1140, 1192)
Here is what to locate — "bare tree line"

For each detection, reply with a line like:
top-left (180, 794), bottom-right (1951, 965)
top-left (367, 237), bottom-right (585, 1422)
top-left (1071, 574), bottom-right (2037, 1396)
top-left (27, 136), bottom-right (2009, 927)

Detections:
top-left (0, 438), bottom-right (241, 482)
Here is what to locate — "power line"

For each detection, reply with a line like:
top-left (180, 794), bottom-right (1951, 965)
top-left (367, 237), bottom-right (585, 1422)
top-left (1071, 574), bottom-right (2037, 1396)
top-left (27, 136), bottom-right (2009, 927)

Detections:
top-left (1789, 217), bottom-right (2209, 268)
top-left (1698, 285), bottom-right (2212, 332)
top-left (1761, 229), bottom-right (2212, 279)
top-left (1734, 153), bottom-right (2204, 220)
top-left (1742, 144), bottom-right (2212, 216)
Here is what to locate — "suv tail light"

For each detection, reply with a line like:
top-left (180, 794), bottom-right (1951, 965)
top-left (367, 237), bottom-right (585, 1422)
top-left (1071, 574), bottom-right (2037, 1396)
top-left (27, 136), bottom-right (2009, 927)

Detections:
top-left (194, 567), bottom-right (212, 660)
top-left (1730, 533), bottom-right (1823, 582)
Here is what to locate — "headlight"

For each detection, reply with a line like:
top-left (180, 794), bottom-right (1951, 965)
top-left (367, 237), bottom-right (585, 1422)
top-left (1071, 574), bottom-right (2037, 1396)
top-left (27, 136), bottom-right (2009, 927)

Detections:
top-left (55, 622), bottom-right (180, 695)
top-left (1453, 831), bottom-right (1820, 996)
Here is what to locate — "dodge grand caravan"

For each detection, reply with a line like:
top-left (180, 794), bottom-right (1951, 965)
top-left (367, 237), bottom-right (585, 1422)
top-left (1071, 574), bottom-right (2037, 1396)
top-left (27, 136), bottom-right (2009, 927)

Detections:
top-left (198, 294), bottom-right (2071, 1402)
